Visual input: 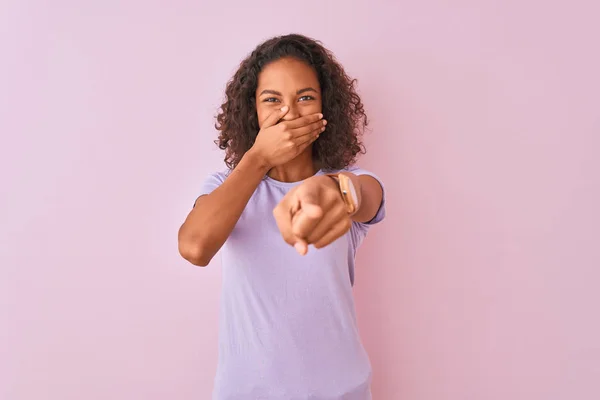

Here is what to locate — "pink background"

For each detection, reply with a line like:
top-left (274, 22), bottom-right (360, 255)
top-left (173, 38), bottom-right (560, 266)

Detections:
top-left (2, 1), bottom-right (599, 399)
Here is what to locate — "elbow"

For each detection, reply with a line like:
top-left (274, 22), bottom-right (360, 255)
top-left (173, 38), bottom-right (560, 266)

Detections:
top-left (190, 257), bottom-right (211, 267)
top-left (178, 222), bottom-right (218, 266)
top-left (179, 245), bottom-right (212, 267)
top-left (178, 237), bottom-right (214, 267)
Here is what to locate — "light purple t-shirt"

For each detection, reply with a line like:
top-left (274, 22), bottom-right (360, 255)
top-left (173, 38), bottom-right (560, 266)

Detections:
top-left (198, 166), bottom-right (386, 400)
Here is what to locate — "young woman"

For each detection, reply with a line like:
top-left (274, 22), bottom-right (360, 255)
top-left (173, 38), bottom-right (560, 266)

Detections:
top-left (178, 34), bottom-right (385, 400)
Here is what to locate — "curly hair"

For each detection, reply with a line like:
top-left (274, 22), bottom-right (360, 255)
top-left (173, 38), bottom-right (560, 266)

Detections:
top-left (215, 34), bottom-right (367, 170)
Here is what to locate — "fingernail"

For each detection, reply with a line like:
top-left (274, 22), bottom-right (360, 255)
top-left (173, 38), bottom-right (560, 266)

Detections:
top-left (322, 120), bottom-right (327, 126)
top-left (281, 106), bottom-right (289, 112)
top-left (294, 242), bottom-right (306, 255)
top-left (318, 113), bottom-right (323, 119)
top-left (321, 127), bottom-right (326, 132)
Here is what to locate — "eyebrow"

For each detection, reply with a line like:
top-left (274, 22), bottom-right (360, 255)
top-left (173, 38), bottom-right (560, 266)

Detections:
top-left (259, 87), bottom-right (319, 96)
top-left (297, 87), bottom-right (318, 95)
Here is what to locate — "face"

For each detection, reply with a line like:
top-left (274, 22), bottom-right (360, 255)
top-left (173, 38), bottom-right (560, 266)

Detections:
top-left (255, 57), bottom-right (322, 127)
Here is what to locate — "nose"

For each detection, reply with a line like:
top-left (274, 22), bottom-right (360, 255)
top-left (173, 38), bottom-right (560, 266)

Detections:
top-left (282, 103), bottom-right (300, 120)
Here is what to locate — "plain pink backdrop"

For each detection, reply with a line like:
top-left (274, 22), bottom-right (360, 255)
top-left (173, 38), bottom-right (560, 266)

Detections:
top-left (2, 1), bottom-right (599, 399)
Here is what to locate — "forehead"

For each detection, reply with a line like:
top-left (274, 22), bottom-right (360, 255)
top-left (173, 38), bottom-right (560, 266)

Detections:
top-left (256, 57), bottom-right (320, 91)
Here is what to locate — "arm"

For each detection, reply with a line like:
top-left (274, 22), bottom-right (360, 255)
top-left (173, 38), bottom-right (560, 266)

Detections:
top-left (345, 173), bottom-right (384, 224)
top-left (178, 151), bottom-right (269, 266)
top-left (178, 108), bottom-right (324, 266)
top-left (273, 172), bottom-right (385, 255)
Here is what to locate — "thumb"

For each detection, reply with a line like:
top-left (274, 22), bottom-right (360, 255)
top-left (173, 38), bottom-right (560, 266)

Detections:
top-left (290, 190), bottom-right (322, 225)
top-left (298, 202), bottom-right (322, 218)
top-left (297, 188), bottom-right (320, 210)
top-left (262, 105), bottom-right (289, 129)
top-left (296, 182), bottom-right (324, 210)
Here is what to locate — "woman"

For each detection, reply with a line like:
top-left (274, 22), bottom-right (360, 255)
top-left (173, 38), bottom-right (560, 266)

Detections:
top-left (178, 34), bottom-right (385, 400)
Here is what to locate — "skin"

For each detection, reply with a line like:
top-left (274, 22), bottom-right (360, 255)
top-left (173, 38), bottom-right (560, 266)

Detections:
top-left (256, 57), bottom-right (324, 183)
top-left (178, 57), bottom-right (383, 265)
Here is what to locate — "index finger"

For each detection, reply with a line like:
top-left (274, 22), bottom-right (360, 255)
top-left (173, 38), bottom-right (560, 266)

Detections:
top-left (284, 113), bottom-right (324, 129)
top-left (261, 106), bottom-right (289, 129)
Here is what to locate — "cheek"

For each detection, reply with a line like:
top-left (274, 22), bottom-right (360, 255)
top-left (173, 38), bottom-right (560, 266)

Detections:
top-left (256, 102), bottom-right (279, 127)
top-left (299, 100), bottom-right (323, 116)
top-left (255, 104), bottom-right (268, 127)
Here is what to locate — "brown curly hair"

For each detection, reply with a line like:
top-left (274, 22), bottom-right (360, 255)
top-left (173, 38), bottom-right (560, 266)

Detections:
top-left (215, 34), bottom-right (367, 170)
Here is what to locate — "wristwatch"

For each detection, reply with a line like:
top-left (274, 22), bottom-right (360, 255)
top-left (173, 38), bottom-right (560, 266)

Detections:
top-left (327, 173), bottom-right (359, 215)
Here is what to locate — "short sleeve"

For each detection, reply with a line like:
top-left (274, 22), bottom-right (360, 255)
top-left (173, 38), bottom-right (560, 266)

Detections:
top-left (194, 170), bottom-right (228, 207)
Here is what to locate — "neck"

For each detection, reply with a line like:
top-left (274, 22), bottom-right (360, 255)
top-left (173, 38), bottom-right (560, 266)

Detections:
top-left (268, 150), bottom-right (318, 183)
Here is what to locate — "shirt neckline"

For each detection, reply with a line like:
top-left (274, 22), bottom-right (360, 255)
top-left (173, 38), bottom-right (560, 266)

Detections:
top-left (263, 169), bottom-right (326, 188)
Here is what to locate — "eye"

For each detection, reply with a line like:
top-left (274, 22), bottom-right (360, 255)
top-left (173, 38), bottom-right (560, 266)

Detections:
top-left (299, 95), bottom-right (315, 102)
top-left (263, 97), bottom-right (280, 103)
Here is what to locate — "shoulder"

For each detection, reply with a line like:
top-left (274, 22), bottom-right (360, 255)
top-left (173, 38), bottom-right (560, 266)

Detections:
top-left (204, 169), bottom-right (232, 184)
top-left (209, 169), bottom-right (231, 180)
top-left (199, 169), bottom-right (231, 196)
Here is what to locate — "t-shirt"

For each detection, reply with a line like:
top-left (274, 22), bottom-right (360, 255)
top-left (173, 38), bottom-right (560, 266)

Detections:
top-left (198, 166), bottom-right (386, 400)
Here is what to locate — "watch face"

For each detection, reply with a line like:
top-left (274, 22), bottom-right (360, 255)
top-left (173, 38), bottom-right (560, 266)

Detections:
top-left (347, 180), bottom-right (358, 206)
top-left (339, 174), bottom-right (358, 213)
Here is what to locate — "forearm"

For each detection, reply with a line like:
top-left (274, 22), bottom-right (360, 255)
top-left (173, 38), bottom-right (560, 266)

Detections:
top-left (320, 172), bottom-right (383, 223)
top-left (348, 173), bottom-right (383, 223)
top-left (178, 150), bottom-right (269, 266)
